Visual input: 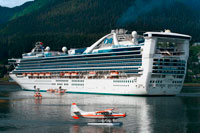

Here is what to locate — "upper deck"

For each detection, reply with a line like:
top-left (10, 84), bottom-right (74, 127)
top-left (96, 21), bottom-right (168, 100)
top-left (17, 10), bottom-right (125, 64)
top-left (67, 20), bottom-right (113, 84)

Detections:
top-left (20, 29), bottom-right (191, 61)
top-left (9, 29), bottom-right (191, 66)
top-left (21, 29), bottom-right (145, 60)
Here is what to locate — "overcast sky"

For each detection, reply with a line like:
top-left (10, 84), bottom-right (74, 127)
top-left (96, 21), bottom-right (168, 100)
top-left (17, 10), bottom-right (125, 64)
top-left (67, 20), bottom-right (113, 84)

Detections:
top-left (0, 0), bottom-right (34, 8)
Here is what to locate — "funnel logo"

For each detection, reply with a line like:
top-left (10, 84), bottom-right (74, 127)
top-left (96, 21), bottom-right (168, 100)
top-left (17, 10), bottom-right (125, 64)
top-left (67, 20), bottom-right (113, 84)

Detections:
top-left (104, 38), bottom-right (113, 44)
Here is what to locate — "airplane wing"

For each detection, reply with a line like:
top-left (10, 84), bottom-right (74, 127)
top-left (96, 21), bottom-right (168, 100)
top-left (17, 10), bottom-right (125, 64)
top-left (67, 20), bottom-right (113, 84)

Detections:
top-left (95, 108), bottom-right (114, 114)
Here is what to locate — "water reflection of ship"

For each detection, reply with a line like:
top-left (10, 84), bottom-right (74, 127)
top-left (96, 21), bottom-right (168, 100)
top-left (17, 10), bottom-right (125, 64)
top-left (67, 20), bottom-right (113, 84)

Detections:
top-left (9, 91), bottom-right (184, 132)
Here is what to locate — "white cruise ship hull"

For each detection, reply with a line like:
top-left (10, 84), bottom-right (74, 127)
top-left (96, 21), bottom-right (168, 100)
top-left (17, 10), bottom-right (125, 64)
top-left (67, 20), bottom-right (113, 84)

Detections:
top-left (10, 74), bottom-right (182, 95)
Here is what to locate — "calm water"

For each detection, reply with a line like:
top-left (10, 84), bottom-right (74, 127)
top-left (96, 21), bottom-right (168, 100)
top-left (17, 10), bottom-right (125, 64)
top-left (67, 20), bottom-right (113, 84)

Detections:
top-left (0, 85), bottom-right (200, 133)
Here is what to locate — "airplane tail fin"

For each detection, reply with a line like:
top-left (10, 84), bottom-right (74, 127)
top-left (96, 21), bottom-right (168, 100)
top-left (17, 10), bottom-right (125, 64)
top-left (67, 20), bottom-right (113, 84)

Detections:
top-left (71, 103), bottom-right (84, 119)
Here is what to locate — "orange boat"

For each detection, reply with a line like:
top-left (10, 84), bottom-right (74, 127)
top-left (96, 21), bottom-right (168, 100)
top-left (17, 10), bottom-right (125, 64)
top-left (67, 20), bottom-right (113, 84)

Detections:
top-left (60, 72), bottom-right (65, 76)
top-left (89, 71), bottom-right (96, 76)
top-left (55, 89), bottom-right (66, 94)
top-left (46, 72), bottom-right (52, 76)
top-left (34, 92), bottom-right (42, 98)
top-left (64, 72), bottom-right (71, 76)
top-left (110, 71), bottom-right (119, 76)
top-left (33, 73), bottom-right (39, 77)
top-left (47, 89), bottom-right (56, 93)
top-left (27, 73), bottom-right (32, 76)
top-left (71, 72), bottom-right (78, 76)
top-left (47, 89), bottom-right (54, 92)
top-left (39, 73), bottom-right (45, 76)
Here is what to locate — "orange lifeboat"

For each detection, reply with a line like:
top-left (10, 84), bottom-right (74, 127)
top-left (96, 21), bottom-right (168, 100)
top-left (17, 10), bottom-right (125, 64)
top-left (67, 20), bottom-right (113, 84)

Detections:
top-left (34, 92), bottom-right (42, 98)
top-left (60, 72), bottom-right (65, 76)
top-left (46, 72), bottom-right (52, 77)
top-left (47, 88), bottom-right (55, 93)
top-left (22, 73), bottom-right (27, 76)
top-left (89, 71), bottom-right (96, 77)
top-left (64, 72), bottom-right (71, 76)
top-left (27, 73), bottom-right (32, 76)
top-left (71, 72), bottom-right (78, 76)
top-left (39, 73), bottom-right (45, 76)
top-left (33, 73), bottom-right (39, 77)
top-left (110, 71), bottom-right (119, 76)
top-left (55, 89), bottom-right (66, 94)
top-left (46, 89), bottom-right (51, 92)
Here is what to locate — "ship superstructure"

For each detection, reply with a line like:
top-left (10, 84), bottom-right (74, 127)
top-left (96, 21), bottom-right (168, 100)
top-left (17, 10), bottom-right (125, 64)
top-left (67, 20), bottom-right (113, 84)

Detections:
top-left (9, 29), bottom-right (191, 95)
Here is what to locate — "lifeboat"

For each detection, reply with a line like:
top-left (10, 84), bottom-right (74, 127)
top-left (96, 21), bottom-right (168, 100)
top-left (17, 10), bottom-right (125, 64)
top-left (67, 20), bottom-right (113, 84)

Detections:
top-left (110, 71), bottom-right (119, 76)
top-left (60, 72), bottom-right (65, 76)
top-left (39, 73), bottom-right (45, 76)
top-left (89, 71), bottom-right (96, 77)
top-left (46, 72), bottom-right (52, 76)
top-left (34, 92), bottom-right (42, 98)
top-left (71, 72), bottom-right (78, 76)
top-left (33, 73), bottom-right (39, 77)
top-left (55, 89), bottom-right (66, 94)
top-left (46, 89), bottom-right (51, 92)
top-left (22, 73), bottom-right (27, 76)
top-left (27, 73), bottom-right (32, 76)
top-left (50, 89), bottom-right (56, 93)
top-left (47, 89), bottom-right (55, 93)
top-left (64, 72), bottom-right (71, 76)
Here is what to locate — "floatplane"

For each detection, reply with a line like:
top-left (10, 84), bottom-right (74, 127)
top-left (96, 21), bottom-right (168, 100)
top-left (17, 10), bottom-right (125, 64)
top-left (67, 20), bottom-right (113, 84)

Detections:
top-left (71, 103), bottom-right (126, 126)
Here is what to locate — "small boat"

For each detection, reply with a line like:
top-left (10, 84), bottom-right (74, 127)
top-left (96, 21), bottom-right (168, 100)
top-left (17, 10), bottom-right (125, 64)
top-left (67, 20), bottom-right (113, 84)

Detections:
top-left (64, 72), bottom-right (71, 76)
top-left (47, 89), bottom-right (53, 92)
top-left (55, 89), bottom-right (66, 94)
top-left (60, 72), bottom-right (65, 76)
top-left (88, 71), bottom-right (96, 77)
top-left (39, 73), bottom-right (45, 76)
top-left (27, 73), bottom-right (32, 76)
top-left (33, 73), bottom-right (39, 77)
top-left (45, 72), bottom-right (52, 77)
top-left (110, 71), bottom-right (119, 76)
top-left (71, 72), bottom-right (78, 76)
top-left (46, 89), bottom-right (56, 93)
top-left (34, 92), bottom-right (42, 98)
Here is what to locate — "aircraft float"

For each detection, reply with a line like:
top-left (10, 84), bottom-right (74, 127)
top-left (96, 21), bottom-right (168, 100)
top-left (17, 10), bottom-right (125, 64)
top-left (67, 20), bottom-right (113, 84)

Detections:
top-left (71, 103), bottom-right (126, 126)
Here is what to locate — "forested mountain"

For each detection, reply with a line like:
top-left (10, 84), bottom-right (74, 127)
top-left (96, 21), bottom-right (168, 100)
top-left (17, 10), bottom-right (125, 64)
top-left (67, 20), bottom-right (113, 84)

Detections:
top-left (0, 0), bottom-right (200, 82)
top-left (0, 0), bottom-right (134, 61)
top-left (0, 6), bottom-right (14, 24)
top-left (0, 1), bottom-right (34, 24)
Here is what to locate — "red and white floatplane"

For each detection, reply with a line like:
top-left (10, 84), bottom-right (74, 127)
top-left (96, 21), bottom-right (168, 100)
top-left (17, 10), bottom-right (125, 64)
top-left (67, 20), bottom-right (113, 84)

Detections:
top-left (71, 103), bottom-right (126, 126)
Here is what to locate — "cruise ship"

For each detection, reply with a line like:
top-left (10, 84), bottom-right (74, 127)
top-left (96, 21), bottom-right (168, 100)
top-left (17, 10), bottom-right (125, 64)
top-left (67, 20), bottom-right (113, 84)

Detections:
top-left (9, 29), bottom-right (191, 95)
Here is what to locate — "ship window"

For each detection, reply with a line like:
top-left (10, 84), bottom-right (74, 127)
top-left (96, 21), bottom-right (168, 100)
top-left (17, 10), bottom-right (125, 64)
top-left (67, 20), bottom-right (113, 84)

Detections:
top-left (156, 38), bottom-right (185, 56)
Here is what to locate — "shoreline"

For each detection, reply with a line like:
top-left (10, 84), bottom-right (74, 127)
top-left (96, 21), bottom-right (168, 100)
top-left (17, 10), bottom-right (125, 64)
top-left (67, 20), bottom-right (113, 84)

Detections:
top-left (183, 83), bottom-right (200, 87)
top-left (0, 82), bottom-right (18, 85)
top-left (0, 81), bottom-right (200, 87)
